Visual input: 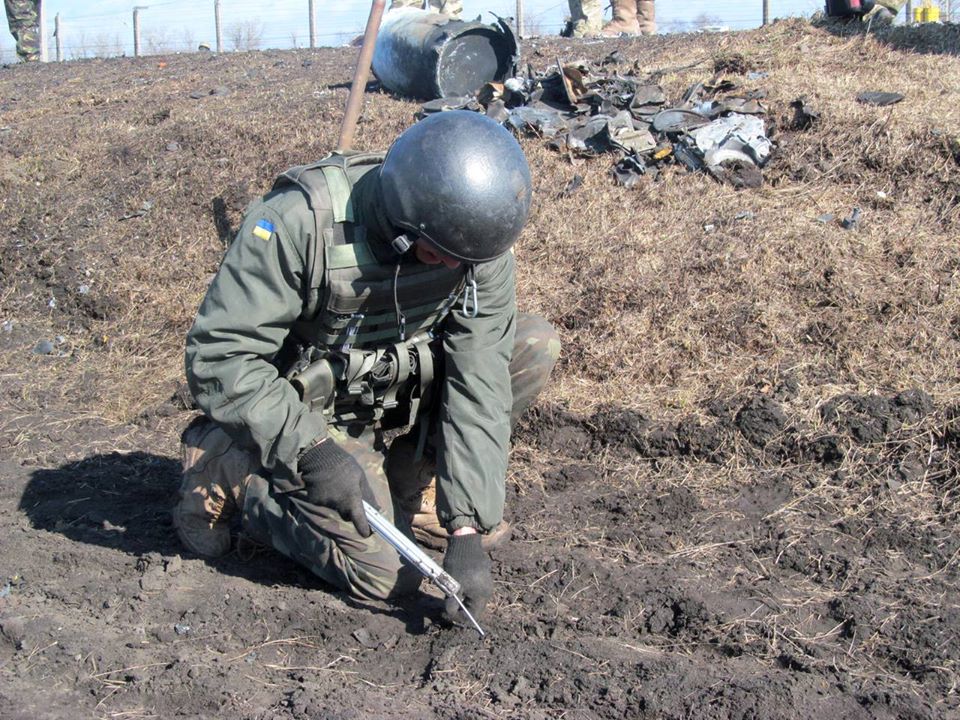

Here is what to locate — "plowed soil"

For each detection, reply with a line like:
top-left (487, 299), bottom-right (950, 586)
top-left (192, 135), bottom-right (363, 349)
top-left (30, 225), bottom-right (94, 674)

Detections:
top-left (1, 17), bottom-right (959, 720)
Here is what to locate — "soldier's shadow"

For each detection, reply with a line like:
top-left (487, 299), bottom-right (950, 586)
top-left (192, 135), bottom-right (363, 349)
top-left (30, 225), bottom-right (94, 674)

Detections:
top-left (18, 451), bottom-right (436, 634)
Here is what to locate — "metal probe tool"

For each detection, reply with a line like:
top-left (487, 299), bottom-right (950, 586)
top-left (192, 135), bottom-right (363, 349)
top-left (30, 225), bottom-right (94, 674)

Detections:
top-left (363, 501), bottom-right (485, 638)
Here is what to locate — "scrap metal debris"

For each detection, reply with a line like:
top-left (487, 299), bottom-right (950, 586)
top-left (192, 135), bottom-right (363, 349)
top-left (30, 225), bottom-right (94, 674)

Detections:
top-left (791, 96), bottom-right (820, 130)
top-left (418, 55), bottom-right (779, 188)
top-left (841, 207), bottom-right (862, 230)
top-left (675, 113), bottom-right (772, 188)
top-left (556, 174), bottom-right (584, 198)
top-left (856, 91), bottom-right (904, 107)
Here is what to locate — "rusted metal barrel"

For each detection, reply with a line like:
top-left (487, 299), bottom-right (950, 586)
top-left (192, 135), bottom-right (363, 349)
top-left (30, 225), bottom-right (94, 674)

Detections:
top-left (372, 8), bottom-right (519, 101)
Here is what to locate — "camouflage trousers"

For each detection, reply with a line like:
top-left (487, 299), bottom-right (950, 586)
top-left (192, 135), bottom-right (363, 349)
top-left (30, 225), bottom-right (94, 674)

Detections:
top-left (389, 0), bottom-right (462, 18)
top-left (874, 0), bottom-right (904, 13)
top-left (182, 313), bottom-right (560, 601)
top-left (568, 0), bottom-right (603, 37)
top-left (4, 0), bottom-right (39, 61)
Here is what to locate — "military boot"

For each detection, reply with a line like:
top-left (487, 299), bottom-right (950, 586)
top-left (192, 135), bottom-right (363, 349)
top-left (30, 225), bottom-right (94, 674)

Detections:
top-left (601, 0), bottom-right (641, 36)
top-left (386, 434), bottom-right (511, 551)
top-left (173, 417), bottom-right (253, 558)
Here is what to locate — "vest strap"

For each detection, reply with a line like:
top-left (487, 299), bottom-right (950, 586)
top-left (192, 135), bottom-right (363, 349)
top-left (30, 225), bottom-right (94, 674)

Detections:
top-left (320, 165), bottom-right (354, 223)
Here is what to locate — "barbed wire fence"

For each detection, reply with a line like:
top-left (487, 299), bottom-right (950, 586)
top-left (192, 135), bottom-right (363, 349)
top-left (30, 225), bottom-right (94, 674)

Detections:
top-left (0, 0), bottom-right (953, 64)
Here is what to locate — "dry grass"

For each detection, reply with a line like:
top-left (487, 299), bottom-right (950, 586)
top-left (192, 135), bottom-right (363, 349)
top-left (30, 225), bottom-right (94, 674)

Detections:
top-left (0, 21), bottom-right (958, 431)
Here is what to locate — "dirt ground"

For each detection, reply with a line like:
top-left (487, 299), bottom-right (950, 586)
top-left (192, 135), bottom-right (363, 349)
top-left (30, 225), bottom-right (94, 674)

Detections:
top-left (1, 16), bottom-right (959, 720)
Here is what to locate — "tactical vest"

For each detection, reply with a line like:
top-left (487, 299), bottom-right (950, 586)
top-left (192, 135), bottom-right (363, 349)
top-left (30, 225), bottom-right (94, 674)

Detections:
top-left (274, 152), bottom-right (466, 427)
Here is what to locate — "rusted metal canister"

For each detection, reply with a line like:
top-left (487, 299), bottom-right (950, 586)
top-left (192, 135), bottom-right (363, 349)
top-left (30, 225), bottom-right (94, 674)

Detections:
top-left (372, 8), bottom-right (519, 100)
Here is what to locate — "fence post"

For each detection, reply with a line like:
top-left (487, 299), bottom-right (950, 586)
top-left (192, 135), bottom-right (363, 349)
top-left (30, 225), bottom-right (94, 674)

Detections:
top-left (133, 6), bottom-right (145, 57)
top-left (762, 0), bottom-right (769, 25)
top-left (516, 0), bottom-right (524, 38)
top-left (215, 0), bottom-right (223, 52)
top-left (55, 13), bottom-right (62, 62)
top-left (38, 0), bottom-right (47, 61)
top-left (905, 0), bottom-right (913, 23)
top-left (309, 0), bottom-right (317, 48)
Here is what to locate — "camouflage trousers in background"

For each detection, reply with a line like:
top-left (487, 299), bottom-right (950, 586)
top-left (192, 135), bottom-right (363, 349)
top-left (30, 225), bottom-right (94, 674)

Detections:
top-left (389, 0), bottom-right (462, 18)
top-left (874, 0), bottom-right (904, 12)
top-left (4, 0), bottom-right (39, 61)
top-left (568, 0), bottom-right (603, 37)
top-left (182, 313), bottom-right (561, 601)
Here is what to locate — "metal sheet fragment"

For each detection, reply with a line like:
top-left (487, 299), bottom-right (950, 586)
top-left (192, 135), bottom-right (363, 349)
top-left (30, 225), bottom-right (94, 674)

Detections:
top-left (856, 90), bottom-right (905, 106)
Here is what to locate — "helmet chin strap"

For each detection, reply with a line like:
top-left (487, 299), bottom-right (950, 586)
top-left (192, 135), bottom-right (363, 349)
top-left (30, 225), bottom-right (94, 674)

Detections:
top-left (393, 231), bottom-right (478, 321)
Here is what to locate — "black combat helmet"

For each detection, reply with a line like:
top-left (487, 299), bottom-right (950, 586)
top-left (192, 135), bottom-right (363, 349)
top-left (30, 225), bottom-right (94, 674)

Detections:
top-left (379, 110), bottom-right (533, 264)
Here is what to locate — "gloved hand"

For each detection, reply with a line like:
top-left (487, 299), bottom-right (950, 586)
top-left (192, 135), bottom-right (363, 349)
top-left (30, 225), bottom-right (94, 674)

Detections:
top-left (442, 533), bottom-right (493, 624)
top-left (298, 438), bottom-right (377, 537)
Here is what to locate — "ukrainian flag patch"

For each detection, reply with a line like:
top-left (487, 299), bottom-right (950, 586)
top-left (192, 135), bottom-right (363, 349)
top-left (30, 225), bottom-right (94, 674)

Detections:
top-left (252, 219), bottom-right (274, 241)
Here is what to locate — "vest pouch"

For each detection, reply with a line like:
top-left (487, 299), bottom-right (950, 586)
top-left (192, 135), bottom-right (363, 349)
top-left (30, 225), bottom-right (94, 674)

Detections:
top-left (290, 357), bottom-right (337, 414)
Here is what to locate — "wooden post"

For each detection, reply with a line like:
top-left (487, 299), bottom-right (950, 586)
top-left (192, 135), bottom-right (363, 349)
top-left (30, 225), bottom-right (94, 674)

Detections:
top-left (516, 0), bottom-right (524, 39)
top-left (215, 0), bottom-right (223, 52)
top-left (337, 0), bottom-right (386, 152)
top-left (762, 0), bottom-right (769, 25)
top-left (309, 0), bottom-right (317, 48)
top-left (55, 13), bottom-right (62, 62)
top-left (133, 6), bottom-right (145, 57)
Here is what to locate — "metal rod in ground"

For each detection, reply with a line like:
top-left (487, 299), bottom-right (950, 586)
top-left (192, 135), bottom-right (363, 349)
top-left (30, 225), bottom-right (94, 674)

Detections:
top-left (763, 0), bottom-right (770, 25)
top-left (516, 0), bottom-right (525, 38)
top-left (309, 0), bottom-right (317, 48)
top-left (337, 0), bottom-right (386, 153)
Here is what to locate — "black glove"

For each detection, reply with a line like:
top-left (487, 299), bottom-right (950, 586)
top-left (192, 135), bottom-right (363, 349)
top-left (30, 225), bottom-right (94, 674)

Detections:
top-left (298, 439), bottom-right (376, 538)
top-left (442, 533), bottom-right (493, 624)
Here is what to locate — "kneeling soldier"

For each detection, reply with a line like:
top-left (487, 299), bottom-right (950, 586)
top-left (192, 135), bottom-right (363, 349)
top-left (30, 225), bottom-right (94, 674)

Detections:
top-left (175, 111), bottom-right (560, 623)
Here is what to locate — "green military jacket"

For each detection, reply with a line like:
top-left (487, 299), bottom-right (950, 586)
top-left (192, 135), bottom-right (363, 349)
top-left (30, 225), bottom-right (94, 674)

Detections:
top-left (185, 163), bottom-right (516, 533)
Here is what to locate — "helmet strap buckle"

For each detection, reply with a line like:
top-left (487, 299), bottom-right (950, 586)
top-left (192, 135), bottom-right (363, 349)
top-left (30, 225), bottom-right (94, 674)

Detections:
top-left (391, 232), bottom-right (415, 255)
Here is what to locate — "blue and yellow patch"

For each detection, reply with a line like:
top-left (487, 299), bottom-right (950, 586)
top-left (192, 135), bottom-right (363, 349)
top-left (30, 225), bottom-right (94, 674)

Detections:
top-left (252, 219), bottom-right (274, 241)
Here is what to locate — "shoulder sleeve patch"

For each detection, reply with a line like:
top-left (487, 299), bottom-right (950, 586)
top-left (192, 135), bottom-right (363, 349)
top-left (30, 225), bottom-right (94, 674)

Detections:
top-left (252, 218), bottom-right (275, 241)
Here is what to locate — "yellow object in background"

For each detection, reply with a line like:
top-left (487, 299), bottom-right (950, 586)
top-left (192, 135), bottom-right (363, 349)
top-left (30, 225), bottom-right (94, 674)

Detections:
top-left (913, 1), bottom-right (942, 23)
